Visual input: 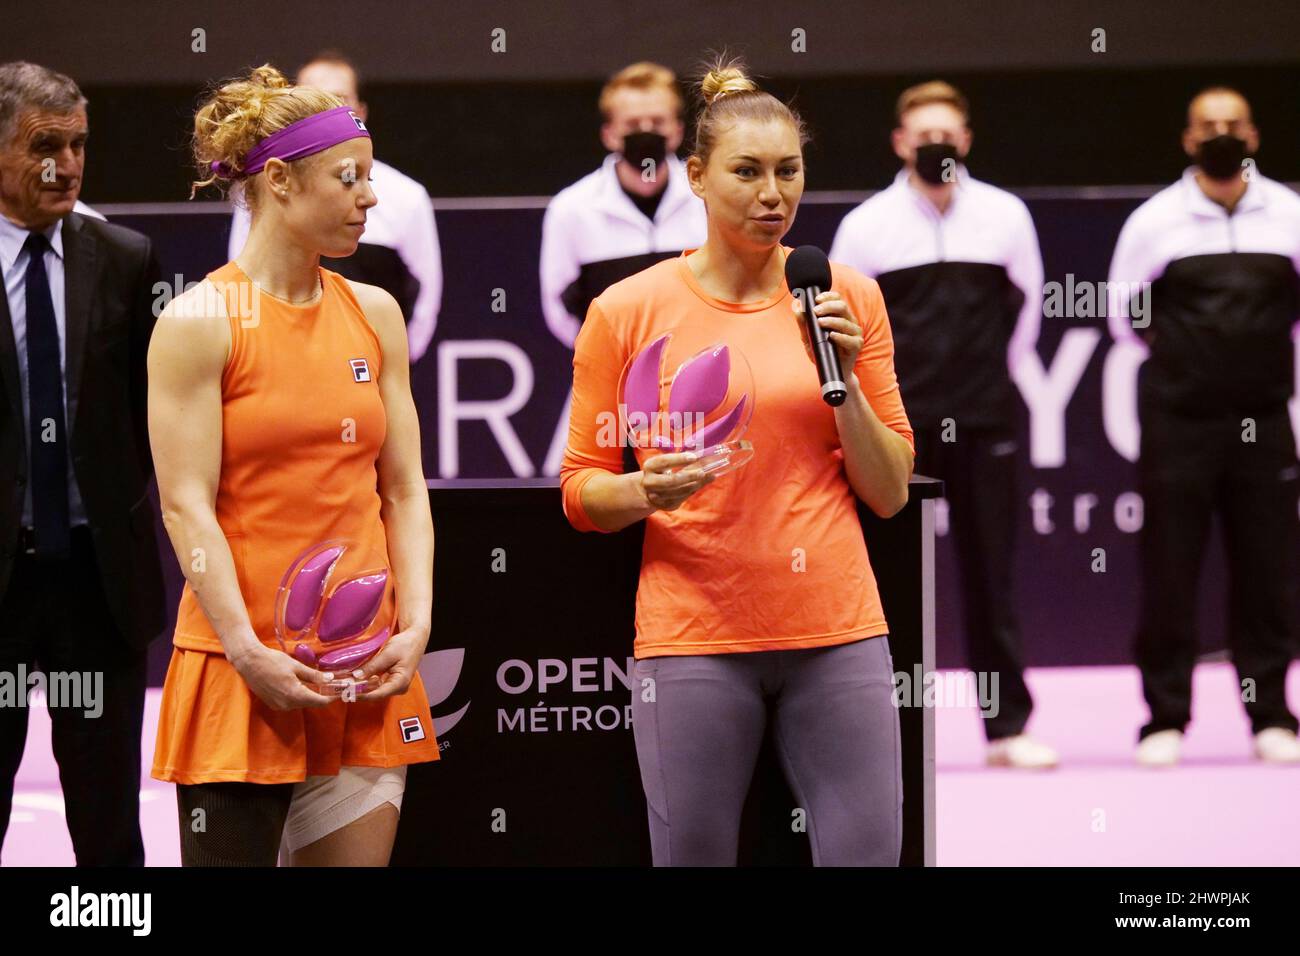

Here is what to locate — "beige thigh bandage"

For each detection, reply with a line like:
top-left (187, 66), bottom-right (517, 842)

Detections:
top-left (279, 764), bottom-right (408, 857)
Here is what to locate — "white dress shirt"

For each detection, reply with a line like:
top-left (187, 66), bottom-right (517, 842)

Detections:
top-left (0, 212), bottom-right (90, 527)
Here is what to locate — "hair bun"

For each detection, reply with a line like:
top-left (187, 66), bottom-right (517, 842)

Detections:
top-left (247, 64), bottom-right (290, 90)
top-left (688, 51), bottom-right (809, 167)
top-left (699, 56), bottom-right (757, 107)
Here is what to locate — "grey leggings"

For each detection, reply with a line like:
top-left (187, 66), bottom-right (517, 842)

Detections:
top-left (630, 635), bottom-right (901, 866)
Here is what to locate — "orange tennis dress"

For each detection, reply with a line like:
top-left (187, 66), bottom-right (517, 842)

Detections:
top-left (151, 261), bottom-right (440, 785)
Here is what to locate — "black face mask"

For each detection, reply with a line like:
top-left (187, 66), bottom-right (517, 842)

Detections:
top-left (620, 131), bottom-right (668, 170)
top-left (914, 142), bottom-right (960, 185)
top-left (1195, 134), bottom-right (1249, 182)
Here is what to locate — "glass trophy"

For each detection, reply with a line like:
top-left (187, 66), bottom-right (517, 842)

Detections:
top-left (616, 327), bottom-right (755, 478)
top-left (273, 539), bottom-right (395, 697)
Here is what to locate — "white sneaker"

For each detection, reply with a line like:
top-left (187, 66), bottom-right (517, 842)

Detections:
top-left (1136, 729), bottom-right (1183, 767)
top-left (986, 734), bottom-right (1059, 769)
top-left (1254, 728), bottom-right (1300, 764)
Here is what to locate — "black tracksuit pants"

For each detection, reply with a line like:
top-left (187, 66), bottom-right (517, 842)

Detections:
top-left (914, 422), bottom-right (1033, 741)
top-left (1135, 401), bottom-right (1300, 741)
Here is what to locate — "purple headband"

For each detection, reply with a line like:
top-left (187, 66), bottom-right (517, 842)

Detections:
top-left (211, 106), bottom-right (370, 180)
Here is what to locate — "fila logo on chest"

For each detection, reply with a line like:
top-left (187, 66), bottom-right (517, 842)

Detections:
top-left (349, 358), bottom-right (372, 383)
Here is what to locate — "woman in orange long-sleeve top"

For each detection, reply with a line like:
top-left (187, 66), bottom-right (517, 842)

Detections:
top-left (560, 57), bottom-right (915, 866)
top-left (148, 65), bottom-right (439, 866)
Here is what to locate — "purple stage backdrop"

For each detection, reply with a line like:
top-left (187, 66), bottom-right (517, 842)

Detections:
top-left (107, 188), bottom-right (1300, 684)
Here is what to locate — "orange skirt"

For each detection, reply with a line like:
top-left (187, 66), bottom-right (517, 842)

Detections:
top-left (151, 647), bottom-right (441, 785)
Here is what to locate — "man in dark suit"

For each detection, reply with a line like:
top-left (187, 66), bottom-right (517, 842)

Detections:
top-left (0, 61), bottom-right (164, 864)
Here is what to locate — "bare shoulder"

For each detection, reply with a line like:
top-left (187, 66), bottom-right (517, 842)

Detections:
top-left (150, 278), bottom-right (231, 376)
top-left (345, 279), bottom-right (408, 364)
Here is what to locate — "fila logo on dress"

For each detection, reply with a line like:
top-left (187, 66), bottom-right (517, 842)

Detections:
top-left (399, 715), bottom-right (426, 743)
top-left (350, 358), bottom-right (372, 382)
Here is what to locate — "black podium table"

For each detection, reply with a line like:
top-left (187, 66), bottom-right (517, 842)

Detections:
top-left (393, 475), bottom-right (942, 866)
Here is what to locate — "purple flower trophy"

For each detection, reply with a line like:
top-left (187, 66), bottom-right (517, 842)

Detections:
top-left (274, 539), bottom-right (395, 697)
top-left (617, 329), bottom-right (755, 478)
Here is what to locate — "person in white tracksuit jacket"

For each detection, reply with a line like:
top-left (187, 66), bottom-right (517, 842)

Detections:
top-left (831, 81), bottom-right (1055, 771)
top-left (539, 61), bottom-right (706, 351)
top-left (227, 52), bottom-right (442, 363)
top-left (1107, 87), bottom-right (1300, 767)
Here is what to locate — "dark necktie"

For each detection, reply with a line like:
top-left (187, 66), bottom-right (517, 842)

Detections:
top-left (23, 231), bottom-right (71, 559)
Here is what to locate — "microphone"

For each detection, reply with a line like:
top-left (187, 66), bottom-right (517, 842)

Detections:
top-left (785, 245), bottom-right (847, 407)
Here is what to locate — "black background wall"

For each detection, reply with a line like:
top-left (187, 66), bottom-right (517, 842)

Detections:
top-left (9, 1), bottom-right (1298, 81)
top-left (4, 1), bottom-right (1298, 199)
top-left (56, 64), bottom-right (1300, 203)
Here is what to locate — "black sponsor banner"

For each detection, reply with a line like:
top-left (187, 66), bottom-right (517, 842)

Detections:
top-left (397, 479), bottom-right (938, 866)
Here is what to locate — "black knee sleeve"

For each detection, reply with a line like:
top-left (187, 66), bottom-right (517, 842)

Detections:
top-left (176, 781), bottom-right (295, 867)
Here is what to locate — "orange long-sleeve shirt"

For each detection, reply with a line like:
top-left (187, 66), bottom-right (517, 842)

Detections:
top-left (561, 246), bottom-right (915, 658)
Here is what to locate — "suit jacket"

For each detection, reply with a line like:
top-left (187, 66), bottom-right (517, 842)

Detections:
top-left (0, 211), bottom-right (165, 652)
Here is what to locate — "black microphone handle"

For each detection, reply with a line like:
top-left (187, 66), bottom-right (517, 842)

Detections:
top-left (799, 285), bottom-right (848, 407)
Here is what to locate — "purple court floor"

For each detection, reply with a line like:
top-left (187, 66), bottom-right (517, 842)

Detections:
top-left (5, 662), bottom-right (1298, 866)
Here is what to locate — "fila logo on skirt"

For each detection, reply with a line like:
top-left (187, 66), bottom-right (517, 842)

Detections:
top-left (399, 715), bottom-right (427, 743)
top-left (349, 358), bottom-right (372, 383)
